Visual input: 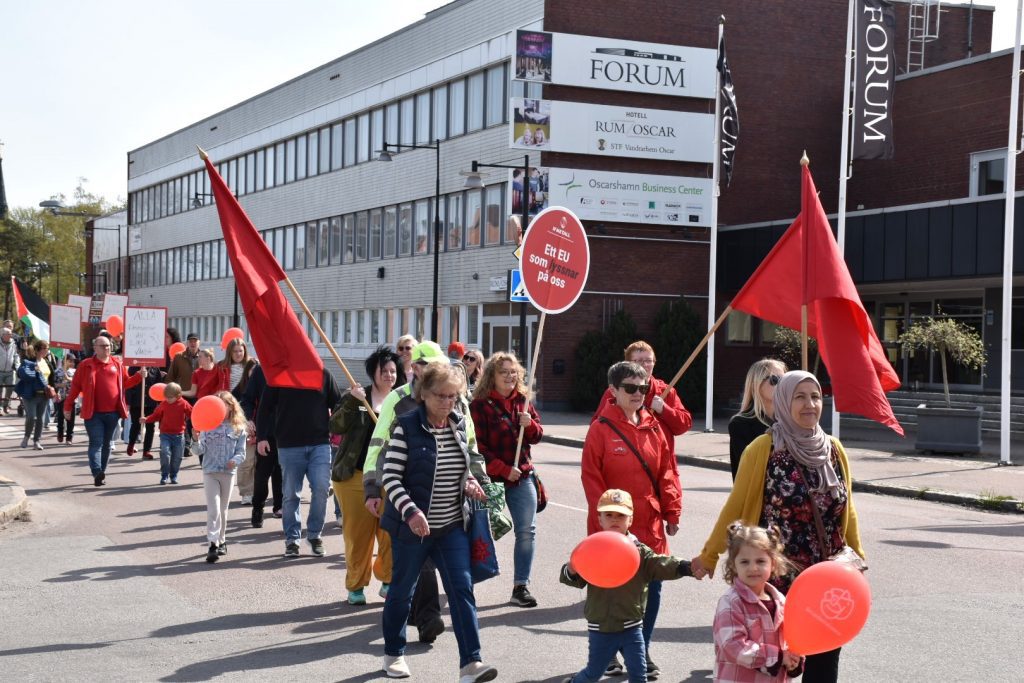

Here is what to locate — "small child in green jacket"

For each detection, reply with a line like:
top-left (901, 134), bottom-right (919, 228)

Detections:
top-left (560, 489), bottom-right (694, 683)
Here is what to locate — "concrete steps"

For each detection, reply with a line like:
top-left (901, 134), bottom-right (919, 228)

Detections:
top-left (842, 390), bottom-right (1024, 435)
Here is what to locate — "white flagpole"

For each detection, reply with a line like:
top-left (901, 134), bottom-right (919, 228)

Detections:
top-left (832, 0), bottom-right (857, 438)
top-left (704, 16), bottom-right (725, 433)
top-left (1000, 0), bottom-right (1023, 466)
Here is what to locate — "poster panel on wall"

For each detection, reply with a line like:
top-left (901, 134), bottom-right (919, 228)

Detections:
top-left (514, 29), bottom-right (716, 99)
top-left (508, 167), bottom-right (550, 222)
top-left (547, 167), bottom-right (713, 227)
top-left (510, 98), bottom-right (714, 164)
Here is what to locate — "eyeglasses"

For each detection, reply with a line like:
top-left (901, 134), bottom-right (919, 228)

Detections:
top-left (430, 391), bottom-right (459, 402)
top-left (462, 356), bottom-right (478, 363)
top-left (764, 374), bottom-right (781, 387)
top-left (618, 383), bottom-right (650, 395)
top-left (94, 344), bottom-right (111, 349)
top-left (398, 345), bottom-right (413, 351)
top-left (499, 369), bottom-right (518, 377)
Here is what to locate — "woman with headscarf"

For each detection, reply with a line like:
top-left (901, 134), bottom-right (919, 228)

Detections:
top-left (691, 371), bottom-right (864, 683)
top-left (728, 358), bottom-right (788, 480)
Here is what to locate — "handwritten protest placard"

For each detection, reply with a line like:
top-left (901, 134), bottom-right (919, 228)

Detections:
top-left (123, 306), bottom-right (168, 366)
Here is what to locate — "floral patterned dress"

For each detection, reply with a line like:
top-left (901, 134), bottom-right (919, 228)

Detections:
top-left (760, 445), bottom-right (848, 594)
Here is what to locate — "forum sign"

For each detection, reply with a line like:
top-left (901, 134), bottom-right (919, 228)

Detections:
top-left (515, 29), bottom-right (717, 99)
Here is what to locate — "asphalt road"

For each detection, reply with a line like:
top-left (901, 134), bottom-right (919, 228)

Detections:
top-left (1, 423), bottom-right (1022, 682)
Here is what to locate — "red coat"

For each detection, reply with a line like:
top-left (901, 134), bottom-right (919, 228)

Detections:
top-left (592, 376), bottom-right (692, 440)
top-left (582, 400), bottom-right (682, 553)
top-left (66, 356), bottom-right (143, 420)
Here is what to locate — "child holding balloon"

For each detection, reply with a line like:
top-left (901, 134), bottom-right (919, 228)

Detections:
top-left (559, 489), bottom-right (693, 683)
top-left (143, 382), bottom-right (192, 485)
top-left (712, 523), bottom-right (802, 682)
top-left (191, 391), bottom-right (247, 563)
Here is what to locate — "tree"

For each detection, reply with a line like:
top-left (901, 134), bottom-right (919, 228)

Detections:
top-left (570, 309), bottom-right (638, 411)
top-left (651, 296), bottom-right (706, 413)
top-left (898, 316), bottom-right (986, 408)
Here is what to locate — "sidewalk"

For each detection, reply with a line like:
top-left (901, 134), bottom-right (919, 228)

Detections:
top-left (540, 412), bottom-right (1024, 514)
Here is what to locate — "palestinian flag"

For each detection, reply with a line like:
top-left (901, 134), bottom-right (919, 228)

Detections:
top-left (11, 276), bottom-right (49, 342)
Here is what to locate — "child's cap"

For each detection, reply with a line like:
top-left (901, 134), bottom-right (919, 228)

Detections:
top-left (597, 489), bottom-right (633, 515)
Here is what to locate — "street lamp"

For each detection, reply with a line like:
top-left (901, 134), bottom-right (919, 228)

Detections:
top-left (78, 271), bottom-right (107, 295)
top-left (377, 139), bottom-right (443, 341)
top-left (464, 155), bottom-right (531, 359)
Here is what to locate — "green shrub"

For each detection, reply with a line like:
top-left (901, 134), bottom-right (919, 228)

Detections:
top-left (569, 310), bottom-right (638, 411)
top-left (652, 297), bottom-right (706, 413)
top-left (898, 316), bottom-right (986, 408)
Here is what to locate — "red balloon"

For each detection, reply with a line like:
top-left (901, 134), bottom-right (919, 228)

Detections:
top-left (784, 562), bottom-right (872, 656)
top-left (148, 383), bottom-right (166, 402)
top-left (168, 342), bottom-right (186, 358)
top-left (221, 327), bottom-right (244, 350)
top-left (192, 395), bottom-right (228, 431)
top-left (105, 314), bottom-right (124, 337)
top-left (570, 531), bottom-right (640, 588)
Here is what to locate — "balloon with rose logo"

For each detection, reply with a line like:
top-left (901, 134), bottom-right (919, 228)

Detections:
top-left (784, 562), bottom-right (872, 656)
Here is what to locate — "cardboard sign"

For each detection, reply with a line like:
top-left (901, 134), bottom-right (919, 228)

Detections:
top-left (99, 293), bottom-right (129, 325)
top-left (49, 304), bottom-right (83, 350)
top-left (123, 306), bottom-right (168, 366)
top-left (519, 206), bottom-right (590, 314)
top-left (67, 294), bottom-right (92, 323)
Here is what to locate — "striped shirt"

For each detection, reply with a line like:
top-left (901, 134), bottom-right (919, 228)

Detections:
top-left (382, 423), bottom-right (466, 532)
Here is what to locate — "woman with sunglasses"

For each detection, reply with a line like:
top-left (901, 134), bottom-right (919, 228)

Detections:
top-left (461, 349), bottom-right (483, 393)
top-left (396, 335), bottom-right (418, 384)
top-left (728, 359), bottom-right (788, 480)
top-left (581, 361), bottom-right (682, 680)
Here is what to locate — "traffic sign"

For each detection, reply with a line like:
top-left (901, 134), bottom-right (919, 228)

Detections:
top-left (519, 207), bottom-right (590, 314)
top-left (508, 269), bottom-right (529, 303)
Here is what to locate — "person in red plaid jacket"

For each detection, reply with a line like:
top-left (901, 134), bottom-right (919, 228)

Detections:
top-left (469, 351), bottom-right (543, 609)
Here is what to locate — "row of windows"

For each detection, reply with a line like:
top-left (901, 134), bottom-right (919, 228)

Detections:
top-left (130, 63), bottom-right (539, 225)
top-left (127, 183), bottom-right (510, 289)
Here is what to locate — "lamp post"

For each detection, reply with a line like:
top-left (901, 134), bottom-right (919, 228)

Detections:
top-left (377, 139), bottom-right (442, 341)
top-left (464, 155), bottom-right (531, 359)
top-left (78, 271), bottom-right (107, 295)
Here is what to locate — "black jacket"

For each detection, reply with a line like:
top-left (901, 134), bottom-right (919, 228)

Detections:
top-left (256, 368), bottom-right (342, 448)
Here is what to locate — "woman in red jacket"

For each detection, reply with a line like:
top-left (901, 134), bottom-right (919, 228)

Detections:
top-left (582, 360), bottom-right (683, 679)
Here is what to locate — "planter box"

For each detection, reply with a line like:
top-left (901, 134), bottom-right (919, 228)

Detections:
top-left (914, 405), bottom-right (983, 454)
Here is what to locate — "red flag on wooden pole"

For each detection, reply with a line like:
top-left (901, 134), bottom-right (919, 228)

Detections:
top-left (732, 162), bottom-right (903, 435)
top-left (201, 152), bottom-right (323, 390)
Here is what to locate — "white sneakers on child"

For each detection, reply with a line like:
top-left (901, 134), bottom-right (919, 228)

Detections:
top-left (383, 655), bottom-right (410, 678)
top-left (459, 661), bottom-right (498, 683)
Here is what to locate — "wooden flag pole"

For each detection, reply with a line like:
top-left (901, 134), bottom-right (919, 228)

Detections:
top-left (512, 311), bottom-right (547, 464)
top-left (800, 304), bottom-right (809, 371)
top-left (661, 305), bottom-right (732, 398)
top-left (140, 372), bottom-right (146, 419)
top-left (282, 277), bottom-right (377, 423)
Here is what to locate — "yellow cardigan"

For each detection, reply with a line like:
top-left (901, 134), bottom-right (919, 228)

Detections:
top-left (698, 433), bottom-right (864, 572)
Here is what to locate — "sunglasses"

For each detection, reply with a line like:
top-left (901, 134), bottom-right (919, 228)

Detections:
top-left (462, 356), bottom-right (478, 363)
top-left (398, 345), bottom-right (413, 351)
top-left (618, 383), bottom-right (650, 395)
top-left (764, 374), bottom-right (781, 386)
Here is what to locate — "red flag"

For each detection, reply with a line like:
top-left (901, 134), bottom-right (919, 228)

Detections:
top-left (731, 164), bottom-right (903, 435)
top-left (203, 155), bottom-right (323, 390)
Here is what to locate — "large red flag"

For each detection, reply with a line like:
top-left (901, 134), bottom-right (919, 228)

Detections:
top-left (731, 164), bottom-right (903, 435)
top-left (202, 154), bottom-right (323, 390)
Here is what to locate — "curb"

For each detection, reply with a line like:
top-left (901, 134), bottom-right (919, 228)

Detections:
top-left (542, 435), bottom-right (1024, 515)
top-left (0, 475), bottom-right (29, 525)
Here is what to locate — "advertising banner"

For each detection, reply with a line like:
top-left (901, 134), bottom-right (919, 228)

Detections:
top-left (510, 98), bottom-right (714, 163)
top-left (508, 166), bottom-right (550, 220)
top-left (514, 29), bottom-right (716, 99)
top-left (547, 167), bottom-right (713, 227)
top-left (854, 0), bottom-right (896, 159)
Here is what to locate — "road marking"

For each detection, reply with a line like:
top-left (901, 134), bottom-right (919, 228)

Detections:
top-left (547, 501), bottom-right (587, 513)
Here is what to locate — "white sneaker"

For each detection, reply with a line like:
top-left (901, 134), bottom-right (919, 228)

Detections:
top-left (459, 661), bottom-right (497, 683)
top-left (383, 655), bottom-right (411, 678)
top-left (33, 441), bottom-right (43, 450)
top-left (240, 495), bottom-right (253, 505)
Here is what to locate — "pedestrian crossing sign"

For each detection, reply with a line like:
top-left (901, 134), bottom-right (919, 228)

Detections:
top-left (508, 269), bottom-right (529, 303)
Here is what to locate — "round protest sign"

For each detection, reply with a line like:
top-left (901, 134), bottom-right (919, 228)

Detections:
top-left (519, 207), bottom-right (590, 314)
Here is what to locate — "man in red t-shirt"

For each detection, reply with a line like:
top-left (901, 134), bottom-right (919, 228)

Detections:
top-left (66, 336), bottom-right (143, 486)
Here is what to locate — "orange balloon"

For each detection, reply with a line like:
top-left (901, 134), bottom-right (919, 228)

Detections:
top-left (784, 561), bottom-right (872, 656)
top-left (168, 342), bottom-right (186, 358)
top-left (570, 531), bottom-right (640, 588)
top-left (105, 314), bottom-right (124, 337)
top-left (221, 327), bottom-right (244, 350)
top-left (148, 383), bottom-right (166, 402)
top-left (192, 395), bottom-right (228, 431)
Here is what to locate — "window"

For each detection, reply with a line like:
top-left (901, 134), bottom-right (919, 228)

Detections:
top-left (433, 85), bottom-right (447, 141)
top-left (245, 152), bottom-right (255, 193)
top-left (329, 216), bottom-right (342, 265)
top-left (356, 211), bottom-right (368, 261)
top-left (727, 310), bottom-right (752, 344)
top-left (370, 309), bottom-right (380, 344)
top-left (343, 310), bottom-right (353, 343)
top-left (400, 97), bottom-right (414, 146)
top-left (284, 225), bottom-right (295, 269)
top-left (485, 64), bottom-right (506, 127)
top-left (415, 91), bottom-right (431, 144)
top-left (319, 127), bottom-right (331, 174)
top-left (369, 209), bottom-right (382, 260)
top-left (398, 202), bottom-right (413, 256)
top-left (307, 131), bottom-right (319, 177)
top-left (255, 149), bottom-right (265, 191)
top-left (330, 123), bottom-right (342, 170)
top-left (970, 149), bottom-right (1006, 197)
top-left (386, 102), bottom-right (399, 149)
top-left (219, 241), bottom-right (228, 278)
top-left (449, 79), bottom-right (465, 137)
top-left (266, 145), bottom-right (277, 189)
top-left (414, 200), bottom-right (429, 254)
top-left (467, 72), bottom-right (484, 132)
top-left (306, 222), bottom-right (318, 268)
top-left (275, 142), bottom-right (285, 186)
top-left (465, 189), bottom-right (482, 247)
top-left (342, 214), bottom-right (354, 263)
top-left (467, 304), bottom-right (480, 345)
top-left (372, 109), bottom-right (384, 160)
top-left (761, 320), bottom-right (783, 345)
top-left (384, 206), bottom-right (397, 258)
top-left (357, 112), bottom-right (370, 163)
top-left (331, 311), bottom-right (340, 344)
top-left (296, 135), bottom-right (307, 180)
top-left (318, 219), bottom-right (330, 266)
top-left (285, 139), bottom-right (296, 183)
top-left (343, 118), bottom-right (356, 167)
top-left (484, 184), bottom-right (503, 245)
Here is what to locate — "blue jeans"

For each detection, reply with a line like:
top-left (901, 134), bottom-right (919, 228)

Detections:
top-left (22, 395), bottom-right (48, 442)
top-left (642, 579), bottom-right (662, 649)
top-left (277, 443), bottom-right (331, 545)
top-left (572, 625), bottom-right (646, 683)
top-left (160, 433), bottom-right (185, 480)
top-left (505, 473), bottom-right (537, 585)
top-left (85, 411), bottom-right (120, 476)
top-left (383, 526), bottom-right (481, 668)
